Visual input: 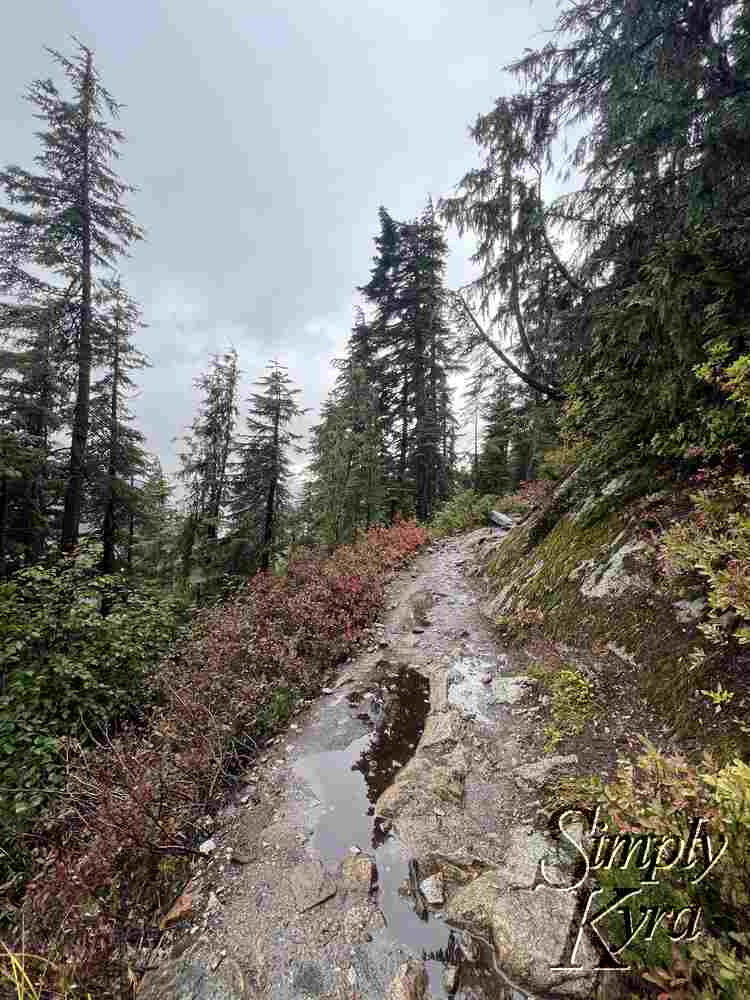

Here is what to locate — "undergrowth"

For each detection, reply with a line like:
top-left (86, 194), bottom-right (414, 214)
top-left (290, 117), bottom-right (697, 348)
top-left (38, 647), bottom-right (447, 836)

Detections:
top-left (1, 519), bottom-right (428, 998)
top-left (550, 743), bottom-right (750, 999)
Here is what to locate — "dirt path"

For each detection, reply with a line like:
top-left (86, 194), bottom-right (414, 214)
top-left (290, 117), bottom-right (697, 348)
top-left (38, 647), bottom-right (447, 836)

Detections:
top-left (139, 529), bottom-right (610, 1000)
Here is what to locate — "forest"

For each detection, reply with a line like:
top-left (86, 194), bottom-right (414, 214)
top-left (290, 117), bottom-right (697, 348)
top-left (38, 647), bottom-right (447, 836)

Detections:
top-left (2, 1), bottom-right (750, 997)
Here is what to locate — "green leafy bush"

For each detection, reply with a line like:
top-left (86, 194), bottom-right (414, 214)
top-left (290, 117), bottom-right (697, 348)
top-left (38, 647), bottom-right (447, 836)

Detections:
top-left (9, 520), bottom-right (427, 997)
top-left (0, 541), bottom-right (187, 878)
top-left (429, 490), bottom-right (503, 537)
top-left (589, 743), bottom-right (750, 999)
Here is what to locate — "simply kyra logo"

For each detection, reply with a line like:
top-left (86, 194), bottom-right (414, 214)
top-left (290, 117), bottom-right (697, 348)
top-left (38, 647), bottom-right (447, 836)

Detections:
top-left (541, 807), bottom-right (728, 972)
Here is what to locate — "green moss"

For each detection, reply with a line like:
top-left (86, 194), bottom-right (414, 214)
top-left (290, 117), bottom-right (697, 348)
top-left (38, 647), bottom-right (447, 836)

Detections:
top-left (480, 503), bottom-right (724, 744)
top-left (528, 663), bottom-right (595, 751)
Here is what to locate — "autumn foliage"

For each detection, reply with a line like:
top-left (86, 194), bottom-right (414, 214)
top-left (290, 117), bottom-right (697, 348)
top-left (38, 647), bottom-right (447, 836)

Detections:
top-left (9, 519), bottom-right (428, 996)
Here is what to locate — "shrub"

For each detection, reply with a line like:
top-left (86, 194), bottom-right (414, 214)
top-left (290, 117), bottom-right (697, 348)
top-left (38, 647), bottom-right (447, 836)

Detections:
top-left (7, 520), bottom-right (428, 997)
top-left (587, 743), bottom-right (750, 999)
top-left (429, 490), bottom-right (503, 537)
top-left (0, 541), bottom-right (187, 893)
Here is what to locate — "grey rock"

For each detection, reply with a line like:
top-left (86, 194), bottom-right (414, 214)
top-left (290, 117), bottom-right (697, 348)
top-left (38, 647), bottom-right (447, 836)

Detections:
top-left (419, 872), bottom-right (445, 905)
top-left (513, 754), bottom-right (578, 789)
top-left (492, 676), bottom-right (527, 705)
top-left (489, 510), bottom-right (515, 529)
top-left (447, 877), bottom-right (597, 995)
top-left (289, 860), bottom-right (337, 913)
top-left (292, 960), bottom-right (331, 996)
top-left (673, 597), bottom-right (707, 624)
top-left (137, 949), bottom-right (246, 1000)
top-left (341, 853), bottom-right (377, 892)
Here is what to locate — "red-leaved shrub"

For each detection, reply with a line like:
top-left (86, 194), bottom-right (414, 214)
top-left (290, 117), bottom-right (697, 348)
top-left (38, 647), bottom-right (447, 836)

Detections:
top-left (13, 519), bottom-right (428, 996)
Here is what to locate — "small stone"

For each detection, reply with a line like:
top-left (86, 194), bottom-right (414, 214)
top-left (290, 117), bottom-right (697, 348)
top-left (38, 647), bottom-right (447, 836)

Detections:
top-left (481, 673), bottom-right (493, 685)
top-left (199, 838), bottom-right (216, 855)
top-left (412, 627), bottom-right (425, 634)
top-left (230, 851), bottom-right (254, 865)
top-left (419, 872), bottom-right (445, 906)
top-left (341, 854), bottom-right (376, 892)
top-left (443, 965), bottom-right (459, 993)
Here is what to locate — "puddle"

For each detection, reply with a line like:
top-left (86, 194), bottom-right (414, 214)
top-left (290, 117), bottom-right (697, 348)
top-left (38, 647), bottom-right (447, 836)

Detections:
top-left (293, 666), bottom-right (528, 1000)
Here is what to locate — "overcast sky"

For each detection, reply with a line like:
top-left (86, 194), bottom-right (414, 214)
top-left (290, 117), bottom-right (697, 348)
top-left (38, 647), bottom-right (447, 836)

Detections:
top-left (2, 0), bottom-right (563, 485)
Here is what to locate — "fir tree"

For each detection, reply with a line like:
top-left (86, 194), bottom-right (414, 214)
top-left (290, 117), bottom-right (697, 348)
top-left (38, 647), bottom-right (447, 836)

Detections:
top-left (0, 41), bottom-right (144, 552)
top-left (229, 362), bottom-right (305, 573)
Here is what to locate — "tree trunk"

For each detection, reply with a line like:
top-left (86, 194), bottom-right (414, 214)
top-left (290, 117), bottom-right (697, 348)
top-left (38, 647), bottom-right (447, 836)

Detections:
top-left (261, 390), bottom-right (281, 572)
top-left (61, 51), bottom-right (94, 553)
top-left (101, 314), bottom-right (120, 578)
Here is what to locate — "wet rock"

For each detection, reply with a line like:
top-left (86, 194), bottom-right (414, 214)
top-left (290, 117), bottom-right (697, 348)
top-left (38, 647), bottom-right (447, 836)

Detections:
top-left (289, 860), bottom-right (337, 913)
top-left (343, 902), bottom-right (387, 943)
top-left (419, 872), bottom-right (445, 905)
top-left (447, 876), bottom-right (597, 995)
top-left (420, 710), bottom-right (461, 749)
top-left (492, 675), bottom-right (528, 705)
top-left (443, 965), bottom-right (459, 994)
top-left (292, 960), bottom-right (332, 996)
top-left (137, 947), bottom-right (247, 1000)
top-left (375, 754), bottom-right (465, 819)
top-left (385, 959), bottom-right (429, 1000)
top-left (341, 853), bottom-right (377, 892)
top-left (513, 754), bottom-right (578, 789)
top-left (489, 510), bottom-right (514, 529)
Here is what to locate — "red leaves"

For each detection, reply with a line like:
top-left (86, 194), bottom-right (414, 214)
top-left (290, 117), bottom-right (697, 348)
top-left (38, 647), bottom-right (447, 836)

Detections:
top-left (18, 521), bottom-right (428, 994)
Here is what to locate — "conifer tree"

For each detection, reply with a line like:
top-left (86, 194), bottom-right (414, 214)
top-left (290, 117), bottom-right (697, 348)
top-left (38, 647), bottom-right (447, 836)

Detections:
top-left (177, 349), bottom-right (240, 584)
top-left (359, 203), bottom-right (457, 521)
top-left (477, 371), bottom-right (514, 495)
top-left (0, 293), bottom-right (75, 571)
top-left (0, 41), bottom-right (143, 552)
top-left (85, 277), bottom-right (148, 576)
top-left (229, 362), bottom-right (304, 573)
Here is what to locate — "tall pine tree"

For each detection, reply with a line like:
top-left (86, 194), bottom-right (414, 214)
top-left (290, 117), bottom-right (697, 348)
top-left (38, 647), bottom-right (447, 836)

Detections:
top-left (0, 41), bottom-right (143, 552)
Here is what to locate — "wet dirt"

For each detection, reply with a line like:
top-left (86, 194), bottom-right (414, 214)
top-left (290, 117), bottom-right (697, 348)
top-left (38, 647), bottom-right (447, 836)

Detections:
top-left (143, 528), bottom-right (598, 1000)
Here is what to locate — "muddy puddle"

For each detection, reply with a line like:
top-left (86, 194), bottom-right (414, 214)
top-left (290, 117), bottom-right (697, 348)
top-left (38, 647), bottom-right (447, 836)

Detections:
top-left (293, 666), bottom-right (527, 1000)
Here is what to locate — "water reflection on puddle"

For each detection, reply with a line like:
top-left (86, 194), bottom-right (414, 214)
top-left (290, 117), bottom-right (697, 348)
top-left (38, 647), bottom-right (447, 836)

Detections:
top-left (293, 666), bottom-right (528, 999)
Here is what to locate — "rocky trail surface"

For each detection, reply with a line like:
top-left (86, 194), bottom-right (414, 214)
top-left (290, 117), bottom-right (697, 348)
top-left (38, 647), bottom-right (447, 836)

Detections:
top-left (140, 529), bottom-right (609, 1000)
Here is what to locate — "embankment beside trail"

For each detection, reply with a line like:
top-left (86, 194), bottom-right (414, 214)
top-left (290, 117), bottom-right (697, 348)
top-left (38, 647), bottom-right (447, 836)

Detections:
top-left (472, 467), bottom-right (747, 749)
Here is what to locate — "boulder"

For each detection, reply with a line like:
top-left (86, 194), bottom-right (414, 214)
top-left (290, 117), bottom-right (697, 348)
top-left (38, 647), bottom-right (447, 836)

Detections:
top-left (489, 511), bottom-right (515, 530)
top-left (446, 876), bottom-right (598, 996)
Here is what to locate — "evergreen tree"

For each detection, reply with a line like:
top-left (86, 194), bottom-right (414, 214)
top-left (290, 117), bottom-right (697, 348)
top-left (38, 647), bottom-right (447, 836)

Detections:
top-left (359, 203), bottom-right (457, 521)
top-left (128, 457), bottom-right (183, 587)
top-left (0, 41), bottom-right (143, 552)
top-left (85, 277), bottom-right (148, 577)
top-left (176, 349), bottom-right (240, 584)
top-left (229, 362), bottom-right (305, 573)
top-left (0, 293), bottom-right (75, 571)
top-left (477, 371), bottom-right (514, 495)
top-left (306, 324), bottom-right (386, 548)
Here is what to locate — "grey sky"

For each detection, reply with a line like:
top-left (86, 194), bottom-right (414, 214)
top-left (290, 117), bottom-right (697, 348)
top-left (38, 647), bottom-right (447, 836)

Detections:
top-left (2, 0), bottom-right (562, 485)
